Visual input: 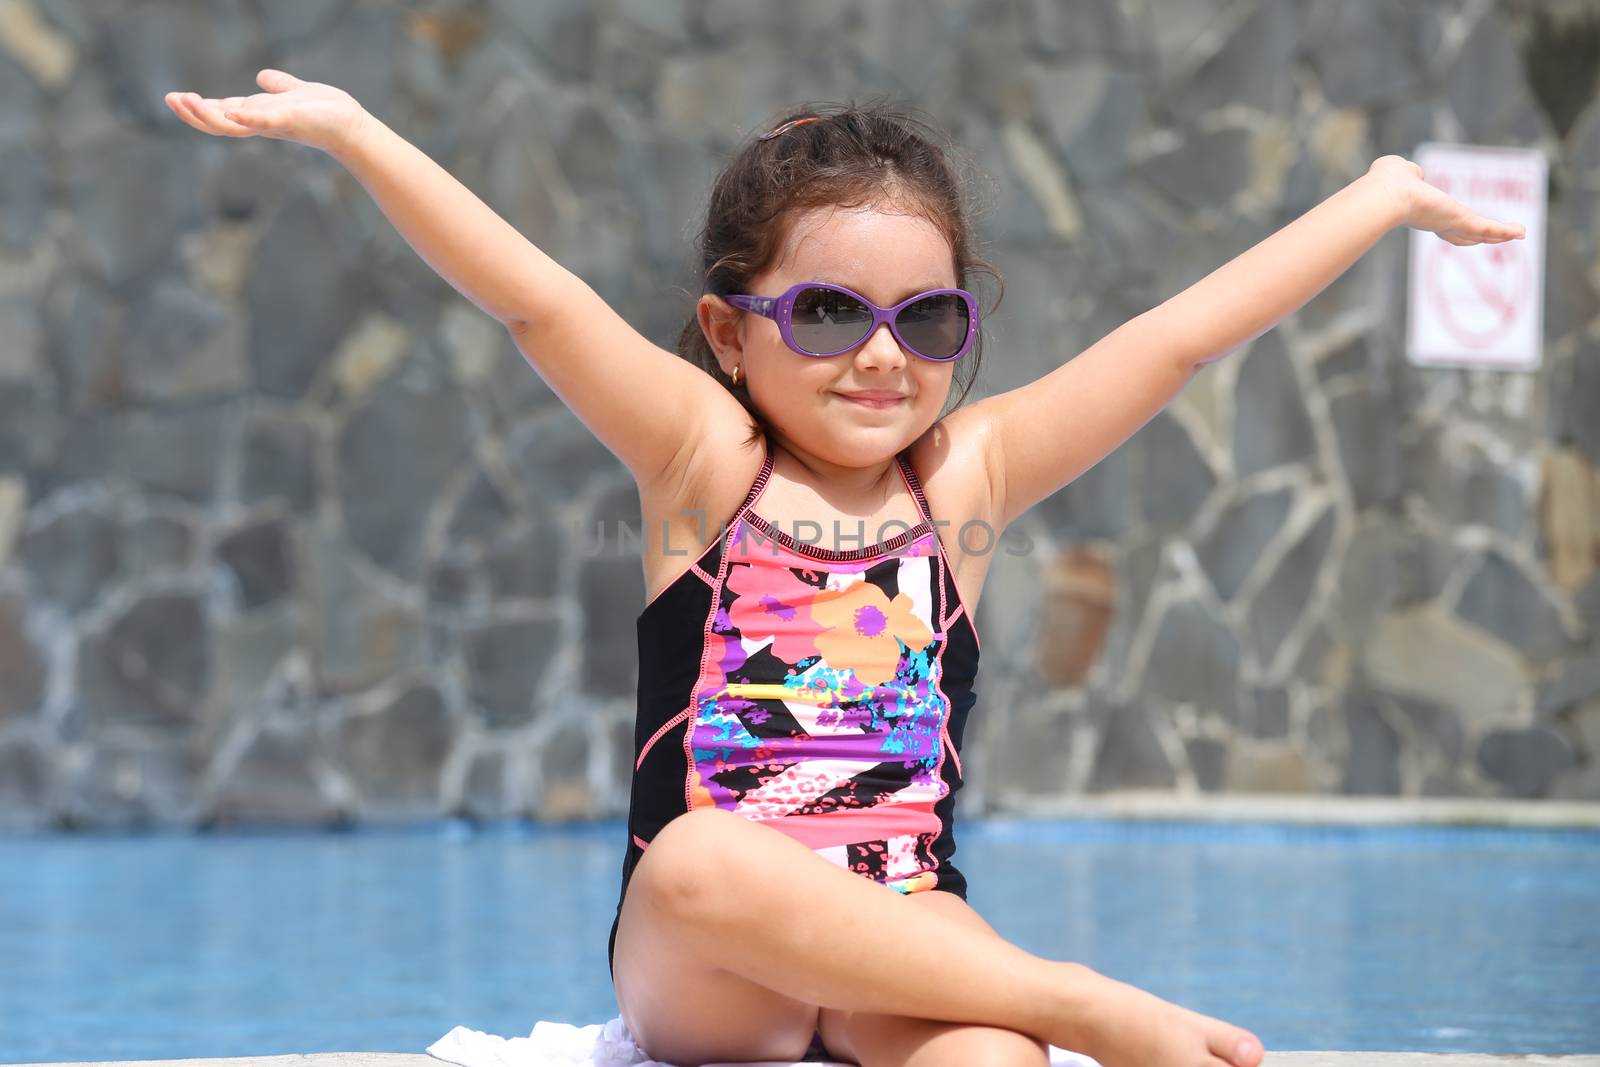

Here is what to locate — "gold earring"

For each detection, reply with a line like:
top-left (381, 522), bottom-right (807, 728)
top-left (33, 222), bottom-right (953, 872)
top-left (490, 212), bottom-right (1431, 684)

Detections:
top-left (730, 364), bottom-right (742, 387)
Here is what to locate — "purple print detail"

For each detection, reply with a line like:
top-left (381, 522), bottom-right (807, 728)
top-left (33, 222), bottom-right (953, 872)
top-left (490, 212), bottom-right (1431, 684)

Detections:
top-left (853, 603), bottom-right (887, 638)
top-left (713, 607), bottom-right (732, 632)
top-left (718, 639), bottom-right (748, 677)
top-left (759, 594), bottom-right (796, 622)
top-left (837, 705), bottom-right (874, 730)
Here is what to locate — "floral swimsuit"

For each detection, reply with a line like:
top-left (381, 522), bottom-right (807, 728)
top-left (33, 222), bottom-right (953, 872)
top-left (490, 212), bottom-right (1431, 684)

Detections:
top-left (609, 437), bottom-right (982, 980)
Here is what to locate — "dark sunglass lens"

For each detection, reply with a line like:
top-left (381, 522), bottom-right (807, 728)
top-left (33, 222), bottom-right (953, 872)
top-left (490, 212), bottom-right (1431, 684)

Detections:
top-left (790, 286), bottom-right (872, 354)
top-left (897, 293), bottom-right (969, 360)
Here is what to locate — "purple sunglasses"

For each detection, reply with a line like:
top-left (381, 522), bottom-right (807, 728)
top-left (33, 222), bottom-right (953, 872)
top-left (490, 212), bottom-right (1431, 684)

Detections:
top-left (724, 281), bottom-right (979, 363)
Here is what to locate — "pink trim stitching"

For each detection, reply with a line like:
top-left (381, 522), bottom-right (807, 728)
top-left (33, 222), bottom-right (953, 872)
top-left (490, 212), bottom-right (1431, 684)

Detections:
top-left (637, 705), bottom-right (692, 772)
top-left (916, 465), bottom-right (964, 868)
top-left (942, 602), bottom-right (981, 655)
top-left (896, 454), bottom-right (982, 653)
top-left (682, 442), bottom-right (776, 814)
top-left (942, 719), bottom-right (963, 781)
top-left (742, 510), bottom-right (932, 561)
top-left (643, 533), bottom-right (721, 612)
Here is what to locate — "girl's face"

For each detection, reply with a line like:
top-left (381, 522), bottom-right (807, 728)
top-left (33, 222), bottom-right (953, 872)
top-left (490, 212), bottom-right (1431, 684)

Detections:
top-left (702, 202), bottom-right (961, 469)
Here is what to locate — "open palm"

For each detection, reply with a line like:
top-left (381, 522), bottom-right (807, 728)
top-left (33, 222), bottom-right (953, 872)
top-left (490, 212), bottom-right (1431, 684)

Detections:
top-left (164, 68), bottom-right (369, 155)
top-left (1367, 154), bottom-right (1527, 246)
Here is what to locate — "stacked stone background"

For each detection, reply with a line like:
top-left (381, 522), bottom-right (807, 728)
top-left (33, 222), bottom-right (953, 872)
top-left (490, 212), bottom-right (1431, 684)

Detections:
top-left (0, 0), bottom-right (1598, 832)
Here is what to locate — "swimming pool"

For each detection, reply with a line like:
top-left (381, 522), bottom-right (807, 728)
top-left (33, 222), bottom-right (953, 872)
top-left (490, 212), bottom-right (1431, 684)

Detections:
top-left (1, 817), bottom-right (1596, 1063)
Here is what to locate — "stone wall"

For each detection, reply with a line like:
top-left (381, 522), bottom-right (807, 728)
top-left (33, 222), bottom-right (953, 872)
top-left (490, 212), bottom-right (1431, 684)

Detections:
top-left (1, 0), bottom-right (1597, 831)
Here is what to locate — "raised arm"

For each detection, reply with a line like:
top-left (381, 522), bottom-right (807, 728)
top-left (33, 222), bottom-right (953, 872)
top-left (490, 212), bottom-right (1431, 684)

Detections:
top-left (978, 156), bottom-right (1528, 531)
top-left (166, 69), bottom-right (733, 488)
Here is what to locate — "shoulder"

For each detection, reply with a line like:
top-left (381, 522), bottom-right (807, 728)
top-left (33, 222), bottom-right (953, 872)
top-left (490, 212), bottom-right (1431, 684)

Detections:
top-left (906, 400), bottom-right (1002, 533)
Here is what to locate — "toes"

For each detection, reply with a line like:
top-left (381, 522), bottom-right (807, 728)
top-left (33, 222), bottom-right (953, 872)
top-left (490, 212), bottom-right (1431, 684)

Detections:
top-left (1211, 1029), bottom-right (1263, 1067)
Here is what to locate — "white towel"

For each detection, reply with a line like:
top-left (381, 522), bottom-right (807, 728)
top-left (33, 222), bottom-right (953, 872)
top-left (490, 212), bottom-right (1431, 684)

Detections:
top-left (428, 1014), bottom-right (1104, 1067)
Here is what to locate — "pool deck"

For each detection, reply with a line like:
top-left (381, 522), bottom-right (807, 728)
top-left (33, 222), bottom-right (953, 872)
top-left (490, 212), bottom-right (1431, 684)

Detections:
top-left (999, 790), bottom-right (1600, 827)
top-left (7, 1052), bottom-right (1598, 1066)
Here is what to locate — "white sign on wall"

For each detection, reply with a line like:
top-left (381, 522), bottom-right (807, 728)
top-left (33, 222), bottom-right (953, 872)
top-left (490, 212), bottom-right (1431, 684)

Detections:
top-left (1405, 142), bottom-right (1546, 372)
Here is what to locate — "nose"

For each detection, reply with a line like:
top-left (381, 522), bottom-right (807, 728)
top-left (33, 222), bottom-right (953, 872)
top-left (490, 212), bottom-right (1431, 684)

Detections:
top-left (854, 321), bottom-right (907, 370)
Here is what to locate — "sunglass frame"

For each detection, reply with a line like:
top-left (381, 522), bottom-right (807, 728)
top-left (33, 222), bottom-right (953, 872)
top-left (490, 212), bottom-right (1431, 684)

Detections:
top-left (725, 282), bottom-right (979, 362)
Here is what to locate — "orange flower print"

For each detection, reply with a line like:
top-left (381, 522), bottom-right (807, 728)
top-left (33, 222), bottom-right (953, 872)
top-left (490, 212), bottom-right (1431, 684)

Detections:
top-left (725, 562), bottom-right (823, 665)
top-left (811, 580), bottom-right (933, 687)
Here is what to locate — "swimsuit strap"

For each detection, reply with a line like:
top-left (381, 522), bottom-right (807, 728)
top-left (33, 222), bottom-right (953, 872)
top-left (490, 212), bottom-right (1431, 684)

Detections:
top-left (895, 450), bottom-right (936, 528)
top-left (736, 435), bottom-right (777, 517)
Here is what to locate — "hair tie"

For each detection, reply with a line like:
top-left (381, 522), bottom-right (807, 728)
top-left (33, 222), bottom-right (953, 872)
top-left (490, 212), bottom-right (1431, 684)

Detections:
top-left (760, 115), bottom-right (821, 141)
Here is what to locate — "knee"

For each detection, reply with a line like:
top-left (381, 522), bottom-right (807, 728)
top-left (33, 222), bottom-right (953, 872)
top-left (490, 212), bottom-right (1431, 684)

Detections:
top-left (850, 1014), bottom-right (1049, 1067)
top-left (923, 1024), bottom-right (1051, 1067)
top-left (637, 808), bottom-right (747, 916)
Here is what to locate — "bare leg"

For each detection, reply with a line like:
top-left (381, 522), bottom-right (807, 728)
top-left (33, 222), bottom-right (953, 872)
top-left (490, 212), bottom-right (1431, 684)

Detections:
top-left (652, 808), bottom-right (1262, 1066)
top-left (651, 809), bottom-right (1075, 1039)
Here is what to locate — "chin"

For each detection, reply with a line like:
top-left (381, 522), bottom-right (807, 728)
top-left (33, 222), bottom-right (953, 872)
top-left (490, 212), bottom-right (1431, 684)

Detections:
top-left (817, 431), bottom-right (915, 463)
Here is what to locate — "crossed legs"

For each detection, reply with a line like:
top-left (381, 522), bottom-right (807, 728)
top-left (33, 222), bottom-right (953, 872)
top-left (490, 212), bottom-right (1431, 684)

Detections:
top-left (611, 807), bottom-right (1266, 1067)
top-left (612, 807), bottom-right (1079, 1065)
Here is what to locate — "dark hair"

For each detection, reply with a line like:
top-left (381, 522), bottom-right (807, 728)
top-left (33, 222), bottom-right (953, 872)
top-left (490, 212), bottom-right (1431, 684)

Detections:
top-left (675, 98), bottom-right (1004, 450)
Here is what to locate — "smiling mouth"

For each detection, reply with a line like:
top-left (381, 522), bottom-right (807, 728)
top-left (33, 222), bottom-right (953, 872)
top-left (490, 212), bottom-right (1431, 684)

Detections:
top-left (837, 393), bottom-right (906, 408)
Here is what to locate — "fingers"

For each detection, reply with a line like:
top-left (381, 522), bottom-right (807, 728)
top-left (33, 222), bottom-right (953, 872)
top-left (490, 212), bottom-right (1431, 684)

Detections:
top-left (164, 91), bottom-right (210, 132)
top-left (222, 106), bottom-right (277, 133)
top-left (1436, 227), bottom-right (1523, 247)
top-left (164, 91), bottom-right (255, 137)
top-left (1469, 213), bottom-right (1524, 241)
top-left (164, 67), bottom-right (303, 137)
top-left (1482, 220), bottom-right (1526, 242)
top-left (1429, 210), bottom-right (1525, 245)
top-left (257, 68), bottom-right (302, 92)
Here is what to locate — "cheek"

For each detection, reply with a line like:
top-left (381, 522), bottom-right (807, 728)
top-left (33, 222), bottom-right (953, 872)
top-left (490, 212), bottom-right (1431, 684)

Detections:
top-left (915, 366), bottom-right (956, 403)
top-left (757, 352), bottom-right (829, 392)
top-left (745, 357), bottom-right (818, 417)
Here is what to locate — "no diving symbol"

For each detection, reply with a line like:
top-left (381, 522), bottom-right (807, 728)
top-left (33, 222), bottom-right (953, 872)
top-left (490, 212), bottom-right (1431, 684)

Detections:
top-left (1420, 226), bottom-right (1532, 350)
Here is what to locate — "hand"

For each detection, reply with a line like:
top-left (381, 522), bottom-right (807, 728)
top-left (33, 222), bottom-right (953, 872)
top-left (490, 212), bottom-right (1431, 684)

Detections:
top-left (1365, 154), bottom-right (1527, 246)
top-left (164, 69), bottom-right (372, 156)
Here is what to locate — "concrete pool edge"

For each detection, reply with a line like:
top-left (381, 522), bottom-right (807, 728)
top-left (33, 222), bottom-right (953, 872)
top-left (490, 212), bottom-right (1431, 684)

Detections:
top-left (5, 1051), bottom-right (1598, 1066)
top-left (990, 790), bottom-right (1600, 828)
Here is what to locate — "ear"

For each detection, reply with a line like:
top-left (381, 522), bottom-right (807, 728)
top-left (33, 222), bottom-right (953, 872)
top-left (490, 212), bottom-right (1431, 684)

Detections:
top-left (697, 294), bottom-right (746, 377)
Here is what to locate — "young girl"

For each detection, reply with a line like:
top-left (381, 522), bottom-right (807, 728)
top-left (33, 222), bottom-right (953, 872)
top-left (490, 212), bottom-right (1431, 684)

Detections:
top-left (166, 71), bottom-right (1522, 1067)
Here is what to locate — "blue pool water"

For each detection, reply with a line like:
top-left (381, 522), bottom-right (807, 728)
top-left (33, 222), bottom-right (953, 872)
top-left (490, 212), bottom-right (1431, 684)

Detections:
top-left (1, 817), bottom-right (1597, 1063)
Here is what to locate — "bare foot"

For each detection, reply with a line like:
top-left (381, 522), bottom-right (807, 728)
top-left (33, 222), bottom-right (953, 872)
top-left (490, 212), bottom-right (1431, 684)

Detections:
top-left (1052, 964), bottom-right (1265, 1067)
